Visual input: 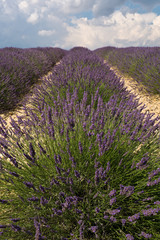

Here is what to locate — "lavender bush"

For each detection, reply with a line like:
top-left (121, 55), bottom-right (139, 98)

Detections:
top-left (95, 47), bottom-right (160, 95)
top-left (0, 47), bottom-right (67, 113)
top-left (0, 48), bottom-right (160, 239)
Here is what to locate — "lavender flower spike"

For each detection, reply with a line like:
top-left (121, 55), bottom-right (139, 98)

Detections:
top-left (140, 231), bottom-right (152, 239)
top-left (126, 234), bottom-right (134, 240)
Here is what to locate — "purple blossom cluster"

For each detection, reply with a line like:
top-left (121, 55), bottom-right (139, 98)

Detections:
top-left (0, 47), bottom-right (159, 239)
top-left (0, 47), bottom-right (67, 113)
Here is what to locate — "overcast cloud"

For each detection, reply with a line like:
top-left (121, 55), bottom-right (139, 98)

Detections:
top-left (0, 0), bottom-right (160, 49)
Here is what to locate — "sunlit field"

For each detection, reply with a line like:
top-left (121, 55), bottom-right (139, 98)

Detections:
top-left (0, 47), bottom-right (160, 240)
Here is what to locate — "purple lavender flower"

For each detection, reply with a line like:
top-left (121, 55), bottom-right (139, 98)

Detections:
top-left (0, 225), bottom-right (8, 228)
top-left (59, 192), bottom-right (65, 198)
top-left (74, 170), bottom-right (80, 178)
top-left (66, 128), bottom-right (70, 142)
top-left (50, 178), bottom-right (59, 185)
top-left (143, 197), bottom-right (153, 202)
top-left (75, 209), bottom-right (82, 214)
top-left (95, 169), bottom-right (99, 185)
top-left (47, 106), bottom-right (53, 124)
top-left (147, 177), bottom-right (160, 186)
top-left (39, 185), bottom-right (46, 193)
top-left (110, 216), bottom-right (117, 222)
top-left (40, 197), bottom-right (48, 206)
top-left (121, 219), bottom-right (126, 226)
top-left (9, 171), bottom-right (19, 177)
top-left (11, 218), bottom-right (21, 222)
top-left (148, 168), bottom-right (160, 180)
top-left (106, 161), bottom-right (110, 172)
top-left (108, 189), bottom-right (116, 197)
top-left (34, 217), bottom-right (41, 239)
top-left (89, 226), bottom-right (98, 233)
top-left (23, 181), bottom-right (36, 190)
top-left (28, 196), bottom-right (39, 202)
top-left (78, 141), bottom-right (83, 154)
top-left (57, 154), bottom-right (62, 164)
top-left (95, 207), bottom-right (100, 213)
top-left (120, 185), bottom-right (134, 197)
top-left (154, 201), bottom-right (160, 205)
top-left (126, 234), bottom-right (134, 240)
top-left (55, 166), bottom-right (61, 175)
top-left (23, 153), bottom-right (34, 162)
top-left (60, 124), bottom-right (64, 135)
top-left (11, 224), bottom-right (21, 232)
top-left (128, 213), bottom-right (140, 222)
top-left (29, 142), bottom-right (35, 159)
top-left (79, 222), bottom-right (85, 239)
top-left (38, 143), bottom-right (46, 154)
top-left (136, 154), bottom-right (149, 170)
top-left (107, 209), bottom-right (121, 215)
top-left (110, 197), bottom-right (117, 206)
top-left (140, 231), bottom-right (152, 239)
top-left (0, 199), bottom-right (8, 204)
top-left (78, 220), bottom-right (83, 225)
top-left (142, 208), bottom-right (160, 216)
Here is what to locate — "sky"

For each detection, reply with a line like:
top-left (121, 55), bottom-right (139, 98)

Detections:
top-left (0, 0), bottom-right (160, 50)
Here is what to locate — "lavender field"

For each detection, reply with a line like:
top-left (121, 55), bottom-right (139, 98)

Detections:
top-left (0, 47), bottom-right (160, 239)
top-left (0, 47), bottom-right (67, 114)
top-left (94, 47), bottom-right (160, 95)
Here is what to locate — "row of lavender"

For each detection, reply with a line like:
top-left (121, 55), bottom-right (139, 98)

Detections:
top-left (0, 47), bottom-right (160, 239)
top-left (94, 47), bottom-right (160, 95)
top-left (0, 47), bottom-right (67, 113)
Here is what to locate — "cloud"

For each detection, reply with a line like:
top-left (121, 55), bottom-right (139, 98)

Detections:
top-left (0, 0), bottom-right (160, 49)
top-left (27, 12), bottom-right (39, 24)
top-left (38, 29), bottom-right (55, 36)
top-left (133, 0), bottom-right (160, 9)
top-left (92, 0), bottom-right (160, 17)
top-left (62, 11), bottom-right (160, 49)
top-left (18, 1), bottom-right (29, 13)
top-left (43, 0), bottom-right (94, 15)
top-left (93, 0), bottom-right (126, 17)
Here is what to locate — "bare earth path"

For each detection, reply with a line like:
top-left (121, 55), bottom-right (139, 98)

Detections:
top-left (104, 60), bottom-right (160, 120)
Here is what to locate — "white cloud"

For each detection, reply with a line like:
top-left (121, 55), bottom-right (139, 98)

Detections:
top-left (92, 0), bottom-right (160, 17)
top-left (93, 0), bottom-right (126, 17)
top-left (0, 0), bottom-right (160, 49)
top-left (27, 12), bottom-right (39, 24)
top-left (44, 0), bottom-right (94, 15)
top-left (62, 11), bottom-right (160, 49)
top-left (18, 1), bottom-right (29, 13)
top-left (133, 0), bottom-right (160, 9)
top-left (38, 29), bottom-right (55, 36)
top-left (153, 15), bottom-right (160, 26)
